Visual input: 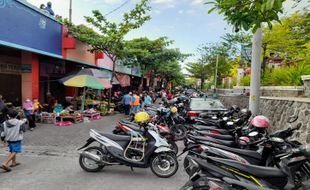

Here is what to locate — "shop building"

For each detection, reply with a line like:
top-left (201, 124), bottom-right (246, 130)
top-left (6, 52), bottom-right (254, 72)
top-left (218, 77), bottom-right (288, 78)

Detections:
top-left (0, 0), bottom-right (142, 105)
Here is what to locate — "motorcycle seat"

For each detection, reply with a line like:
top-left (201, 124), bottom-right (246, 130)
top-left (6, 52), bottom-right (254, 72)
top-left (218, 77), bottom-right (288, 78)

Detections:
top-left (192, 125), bottom-right (231, 135)
top-left (196, 131), bottom-right (234, 140)
top-left (199, 138), bottom-right (236, 147)
top-left (189, 135), bottom-right (236, 147)
top-left (208, 156), bottom-right (286, 178)
top-left (100, 133), bottom-right (131, 142)
top-left (199, 142), bottom-right (262, 160)
top-left (120, 119), bottom-right (138, 126)
top-left (120, 122), bottom-right (144, 133)
top-left (192, 125), bottom-right (217, 130)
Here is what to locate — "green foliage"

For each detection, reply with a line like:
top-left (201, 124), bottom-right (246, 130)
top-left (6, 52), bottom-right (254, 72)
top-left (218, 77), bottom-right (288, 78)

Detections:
top-left (221, 32), bottom-right (252, 56)
top-left (185, 78), bottom-right (198, 87)
top-left (186, 62), bottom-right (211, 90)
top-left (123, 37), bottom-right (169, 70)
top-left (63, 0), bottom-right (151, 62)
top-left (240, 75), bottom-right (251, 86)
top-left (261, 61), bottom-right (310, 86)
top-left (198, 43), bottom-right (234, 81)
top-left (207, 0), bottom-right (289, 32)
top-left (263, 11), bottom-right (310, 60)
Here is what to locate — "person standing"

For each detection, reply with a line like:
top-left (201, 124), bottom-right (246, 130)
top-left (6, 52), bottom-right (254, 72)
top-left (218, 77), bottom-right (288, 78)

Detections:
top-left (0, 95), bottom-right (8, 125)
top-left (47, 93), bottom-right (55, 112)
top-left (23, 99), bottom-right (36, 131)
top-left (143, 92), bottom-right (152, 108)
top-left (161, 89), bottom-right (167, 103)
top-left (0, 110), bottom-right (26, 172)
top-left (122, 92), bottom-right (131, 115)
top-left (44, 2), bottom-right (55, 16)
top-left (167, 91), bottom-right (173, 100)
top-left (130, 91), bottom-right (140, 114)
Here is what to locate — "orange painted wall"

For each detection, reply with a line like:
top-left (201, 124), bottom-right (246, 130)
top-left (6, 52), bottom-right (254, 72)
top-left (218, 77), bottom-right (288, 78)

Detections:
top-left (66, 40), bottom-right (96, 65)
top-left (21, 51), bottom-right (32, 101)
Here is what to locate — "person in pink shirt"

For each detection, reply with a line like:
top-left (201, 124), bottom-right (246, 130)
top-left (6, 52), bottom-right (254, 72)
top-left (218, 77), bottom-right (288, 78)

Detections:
top-left (23, 99), bottom-right (36, 131)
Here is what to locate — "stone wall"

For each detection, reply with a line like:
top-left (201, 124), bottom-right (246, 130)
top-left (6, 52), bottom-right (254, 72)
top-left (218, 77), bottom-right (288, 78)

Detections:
top-left (219, 95), bottom-right (310, 144)
top-left (219, 95), bottom-right (249, 109)
top-left (218, 86), bottom-right (305, 97)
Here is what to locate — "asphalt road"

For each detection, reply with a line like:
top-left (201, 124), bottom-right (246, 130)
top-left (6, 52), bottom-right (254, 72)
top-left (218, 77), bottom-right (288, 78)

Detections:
top-left (0, 114), bottom-right (188, 190)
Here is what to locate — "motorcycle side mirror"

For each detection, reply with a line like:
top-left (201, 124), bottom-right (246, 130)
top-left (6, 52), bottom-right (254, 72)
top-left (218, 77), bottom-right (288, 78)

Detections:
top-left (287, 115), bottom-right (298, 123)
top-left (248, 131), bottom-right (259, 137)
top-left (227, 121), bottom-right (234, 126)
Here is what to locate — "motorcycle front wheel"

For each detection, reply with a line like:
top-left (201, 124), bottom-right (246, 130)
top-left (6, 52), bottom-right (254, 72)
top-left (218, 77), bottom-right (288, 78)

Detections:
top-left (150, 153), bottom-right (179, 178)
top-left (171, 124), bottom-right (187, 140)
top-left (79, 146), bottom-right (105, 172)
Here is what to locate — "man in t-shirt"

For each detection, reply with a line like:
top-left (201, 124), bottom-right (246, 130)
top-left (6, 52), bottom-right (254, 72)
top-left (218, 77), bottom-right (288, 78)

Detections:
top-left (130, 91), bottom-right (140, 114)
top-left (122, 92), bottom-right (132, 115)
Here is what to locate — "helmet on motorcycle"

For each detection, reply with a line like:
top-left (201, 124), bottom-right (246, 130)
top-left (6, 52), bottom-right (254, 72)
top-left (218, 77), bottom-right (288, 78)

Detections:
top-left (134, 112), bottom-right (150, 123)
top-left (170, 106), bottom-right (178, 113)
top-left (251, 115), bottom-right (270, 129)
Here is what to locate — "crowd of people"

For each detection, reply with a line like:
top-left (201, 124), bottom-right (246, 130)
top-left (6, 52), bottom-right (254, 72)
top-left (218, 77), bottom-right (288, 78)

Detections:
top-left (121, 89), bottom-right (175, 116)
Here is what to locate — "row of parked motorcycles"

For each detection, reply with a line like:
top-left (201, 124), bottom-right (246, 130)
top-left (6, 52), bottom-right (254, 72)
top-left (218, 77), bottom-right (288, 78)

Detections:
top-left (77, 94), bottom-right (310, 190)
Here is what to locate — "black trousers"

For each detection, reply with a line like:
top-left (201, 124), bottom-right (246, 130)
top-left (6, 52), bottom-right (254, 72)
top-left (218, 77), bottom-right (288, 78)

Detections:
top-left (124, 105), bottom-right (131, 115)
top-left (26, 114), bottom-right (36, 128)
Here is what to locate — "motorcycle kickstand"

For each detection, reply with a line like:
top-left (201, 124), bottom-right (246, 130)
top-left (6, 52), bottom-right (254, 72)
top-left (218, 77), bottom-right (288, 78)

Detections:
top-left (130, 166), bottom-right (134, 172)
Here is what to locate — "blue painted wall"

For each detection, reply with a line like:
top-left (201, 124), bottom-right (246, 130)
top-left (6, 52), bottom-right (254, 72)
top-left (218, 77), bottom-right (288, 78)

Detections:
top-left (0, 0), bottom-right (62, 57)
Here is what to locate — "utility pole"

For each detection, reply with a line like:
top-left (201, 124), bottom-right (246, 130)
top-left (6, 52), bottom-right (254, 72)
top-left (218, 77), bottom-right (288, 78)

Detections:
top-left (249, 27), bottom-right (262, 115)
top-left (69, 0), bottom-right (72, 22)
top-left (214, 54), bottom-right (219, 93)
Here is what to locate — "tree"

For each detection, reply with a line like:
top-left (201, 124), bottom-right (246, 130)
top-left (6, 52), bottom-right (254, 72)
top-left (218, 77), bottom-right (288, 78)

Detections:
top-left (221, 32), bottom-right (252, 57)
top-left (123, 38), bottom-right (187, 90)
top-left (198, 43), bottom-right (233, 85)
top-left (186, 62), bottom-right (211, 90)
top-left (64, 0), bottom-right (151, 104)
top-left (207, 0), bottom-right (299, 115)
top-left (207, 0), bottom-right (290, 32)
top-left (263, 11), bottom-right (310, 60)
top-left (156, 58), bottom-right (185, 87)
top-left (123, 37), bottom-right (169, 91)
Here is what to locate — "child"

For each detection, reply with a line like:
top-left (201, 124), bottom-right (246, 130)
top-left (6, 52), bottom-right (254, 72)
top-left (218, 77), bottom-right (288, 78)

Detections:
top-left (33, 99), bottom-right (42, 122)
top-left (53, 104), bottom-right (64, 117)
top-left (0, 109), bottom-right (26, 172)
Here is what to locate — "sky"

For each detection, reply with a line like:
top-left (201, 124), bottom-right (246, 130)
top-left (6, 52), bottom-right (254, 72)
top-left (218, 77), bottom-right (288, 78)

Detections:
top-left (26, 0), bottom-right (308, 65)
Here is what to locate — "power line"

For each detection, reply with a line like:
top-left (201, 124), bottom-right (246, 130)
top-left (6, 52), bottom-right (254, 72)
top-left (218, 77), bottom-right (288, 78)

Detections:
top-left (104, 0), bottom-right (131, 17)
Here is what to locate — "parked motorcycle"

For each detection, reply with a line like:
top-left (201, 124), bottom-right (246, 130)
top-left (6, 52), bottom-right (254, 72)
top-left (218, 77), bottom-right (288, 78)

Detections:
top-left (113, 119), bottom-right (179, 154)
top-left (78, 114), bottom-right (179, 178)
top-left (180, 143), bottom-right (310, 190)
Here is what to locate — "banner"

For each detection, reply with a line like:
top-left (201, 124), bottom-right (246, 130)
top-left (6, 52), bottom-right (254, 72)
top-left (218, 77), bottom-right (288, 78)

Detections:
top-left (0, 1), bottom-right (62, 57)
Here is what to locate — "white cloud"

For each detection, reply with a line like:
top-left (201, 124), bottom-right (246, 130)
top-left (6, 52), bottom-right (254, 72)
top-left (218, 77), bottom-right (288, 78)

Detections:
top-left (191, 0), bottom-right (204, 5)
top-left (103, 0), bottom-right (122, 5)
top-left (152, 9), bottom-right (161, 14)
top-left (178, 10), bottom-right (184, 14)
top-left (152, 0), bottom-right (176, 9)
top-left (186, 9), bottom-right (197, 15)
top-left (153, 0), bottom-right (175, 4)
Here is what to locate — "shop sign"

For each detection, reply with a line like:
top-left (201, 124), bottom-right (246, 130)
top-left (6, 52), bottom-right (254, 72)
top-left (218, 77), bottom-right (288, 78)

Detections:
top-left (0, 63), bottom-right (21, 74)
top-left (21, 64), bottom-right (32, 73)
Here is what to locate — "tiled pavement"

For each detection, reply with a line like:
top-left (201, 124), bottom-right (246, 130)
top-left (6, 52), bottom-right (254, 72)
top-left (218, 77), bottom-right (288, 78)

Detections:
top-left (0, 114), bottom-right (188, 190)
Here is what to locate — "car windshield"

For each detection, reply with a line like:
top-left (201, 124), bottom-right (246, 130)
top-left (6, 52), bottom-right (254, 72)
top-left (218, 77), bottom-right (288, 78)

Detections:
top-left (190, 98), bottom-right (225, 110)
